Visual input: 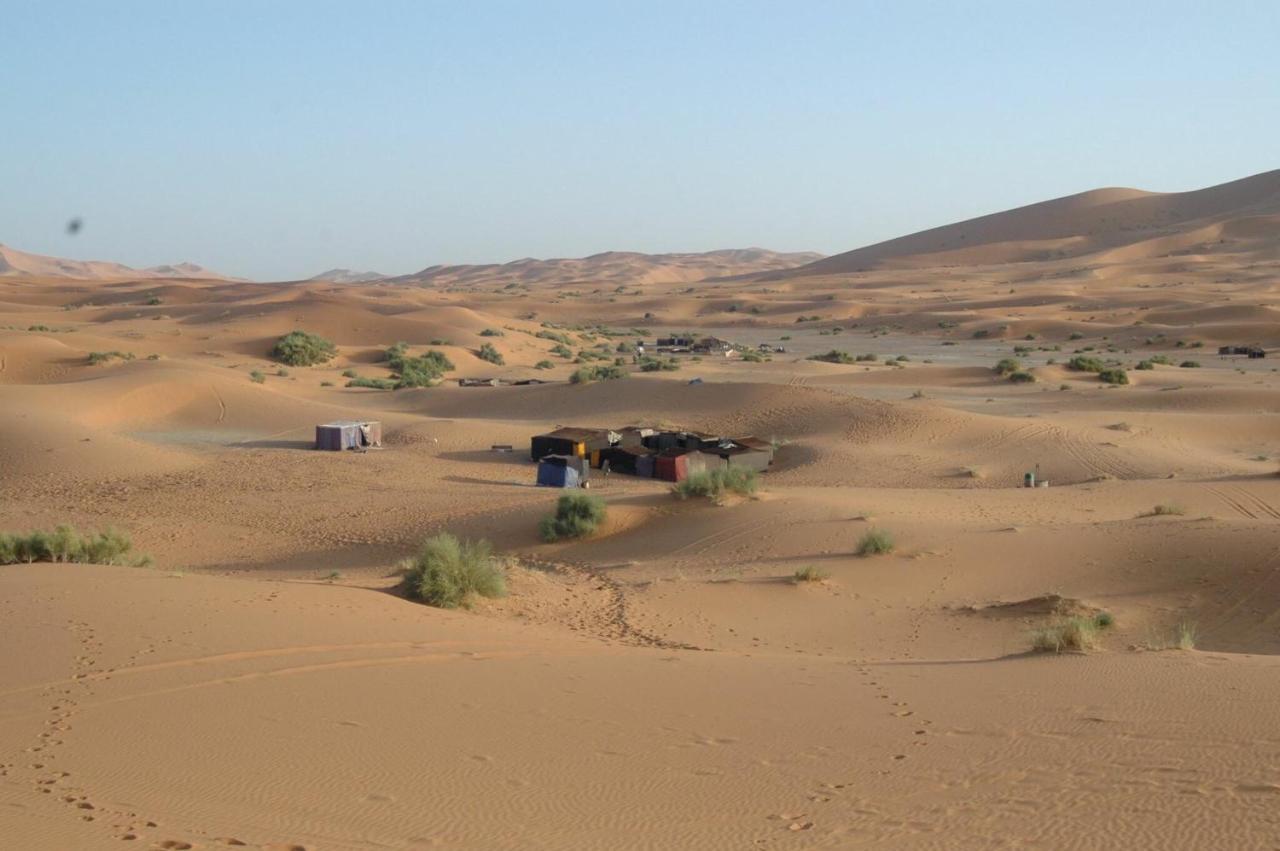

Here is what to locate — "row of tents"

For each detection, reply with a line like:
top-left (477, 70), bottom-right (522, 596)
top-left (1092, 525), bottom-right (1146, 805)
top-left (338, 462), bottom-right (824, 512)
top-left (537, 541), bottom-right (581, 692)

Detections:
top-left (531, 426), bottom-right (774, 487)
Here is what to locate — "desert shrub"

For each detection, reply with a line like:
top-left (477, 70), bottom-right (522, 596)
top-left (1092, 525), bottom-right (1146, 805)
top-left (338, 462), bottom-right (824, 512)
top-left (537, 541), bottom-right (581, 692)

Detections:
top-left (386, 346), bottom-right (454, 388)
top-left (808, 350), bottom-right (856, 364)
top-left (0, 525), bottom-right (149, 566)
top-left (479, 328), bottom-right (503, 337)
top-left (993, 358), bottom-right (1021, 376)
top-left (856, 528), bottom-right (894, 556)
top-left (270, 331), bottom-right (336, 366)
top-left (972, 329), bottom-right (991, 339)
top-left (146, 295), bottom-right (162, 305)
top-left (674, 467), bottom-right (759, 501)
top-left (1031, 616), bottom-right (1102, 653)
top-left (550, 343), bottom-right (573, 358)
top-left (1098, 368), bottom-right (1129, 385)
top-left (536, 329), bottom-right (573, 345)
top-left (342, 368), bottom-right (358, 378)
top-left (639, 356), bottom-right (679, 372)
top-left (1068, 331), bottom-right (1085, 340)
top-left (539, 493), bottom-right (606, 542)
top-left (1179, 360), bottom-right (1201, 368)
top-left (1175, 621), bottom-right (1197, 650)
top-left (275, 367), bottom-right (289, 377)
top-left (570, 364), bottom-right (627, 384)
top-left (1150, 502), bottom-right (1185, 516)
top-left (429, 338), bottom-right (451, 346)
top-left (1008, 371), bottom-right (1035, 383)
top-left (249, 370), bottom-right (265, 383)
top-left (477, 342), bottom-right (505, 365)
top-left (320, 380), bottom-right (334, 387)
top-left (401, 533), bottom-right (505, 609)
top-left (792, 566), bottom-right (829, 584)
top-left (534, 360), bottom-right (554, 370)
top-left (855, 352), bottom-right (877, 362)
top-left (1068, 355), bottom-right (1105, 372)
top-left (88, 350), bottom-right (135, 364)
top-left (346, 376), bottom-right (396, 390)
top-left (28, 324), bottom-right (52, 332)
top-left (1135, 360), bottom-right (1155, 370)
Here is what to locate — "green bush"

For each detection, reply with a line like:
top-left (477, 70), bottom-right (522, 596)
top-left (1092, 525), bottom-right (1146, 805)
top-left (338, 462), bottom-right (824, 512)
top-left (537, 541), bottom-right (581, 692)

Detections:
top-left (385, 344), bottom-right (454, 388)
top-left (856, 528), bottom-right (894, 556)
top-left (855, 353), bottom-right (877, 362)
top-left (1135, 360), bottom-right (1155, 370)
top-left (479, 328), bottom-right (503, 337)
top-left (346, 376), bottom-right (397, 390)
top-left (249, 370), bottom-right (265, 383)
top-left (1179, 360), bottom-right (1201, 369)
top-left (674, 467), bottom-right (759, 501)
top-left (570, 364), bottom-right (627, 384)
top-left (539, 493), bottom-right (607, 542)
top-left (1150, 502), bottom-right (1185, 516)
top-left (534, 360), bottom-right (554, 370)
top-left (792, 566), bottom-right (829, 584)
top-left (477, 342), bottom-right (505, 365)
top-left (1068, 355), bottom-right (1105, 372)
top-left (1008, 371), bottom-right (1035, 383)
top-left (88, 350), bottom-right (135, 365)
top-left (0, 525), bottom-right (149, 566)
top-left (808, 350), bottom-right (856, 364)
top-left (639, 356), bottom-right (679, 372)
top-left (401, 533), bottom-right (505, 609)
top-left (1098, 368), bottom-right (1129, 385)
top-left (993, 358), bottom-right (1021, 376)
top-left (271, 331), bottom-right (337, 366)
top-left (1031, 616), bottom-right (1102, 653)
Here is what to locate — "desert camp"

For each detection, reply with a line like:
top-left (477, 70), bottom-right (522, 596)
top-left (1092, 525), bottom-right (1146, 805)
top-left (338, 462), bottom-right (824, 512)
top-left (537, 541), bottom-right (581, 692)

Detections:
top-left (4, 6), bottom-right (1280, 850)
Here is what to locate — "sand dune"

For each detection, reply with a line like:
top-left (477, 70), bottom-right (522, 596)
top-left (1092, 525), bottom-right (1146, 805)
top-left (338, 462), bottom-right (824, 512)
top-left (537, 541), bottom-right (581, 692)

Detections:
top-left (0, 244), bottom-right (236, 281)
top-left (4, 171), bottom-right (1280, 849)
top-left (791, 168), bottom-right (1280, 273)
top-left (392, 248), bottom-right (824, 289)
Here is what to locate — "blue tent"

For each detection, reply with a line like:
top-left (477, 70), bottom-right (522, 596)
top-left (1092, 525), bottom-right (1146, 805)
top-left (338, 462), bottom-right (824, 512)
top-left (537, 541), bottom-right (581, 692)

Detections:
top-left (537, 455), bottom-right (585, 488)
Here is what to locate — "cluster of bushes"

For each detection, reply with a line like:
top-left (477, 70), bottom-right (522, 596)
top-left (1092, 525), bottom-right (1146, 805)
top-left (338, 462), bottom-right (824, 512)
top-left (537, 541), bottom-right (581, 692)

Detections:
top-left (271, 331), bottom-right (337, 366)
top-left (478, 328), bottom-right (504, 337)
top-left (477, 342), bottom-right (505, 365)
top-left (808, 349), bottom-right (856, 364)
top-left (346, 376), bottom-right (396, 390)
top-left (1067, 355), bottom-right (1106, 372)
top-left (535, 329), bottom-right (574, 345)
top-left (0, 525), bottom-right (150, 567)
top-left (856, 528), bottom-right (893, 556)
top-left (570, 364), bottom-right (627, 384)
top-left (673, 467), bottom-right (759, 501)
top-left (385, 342), bottom-right (454, 388)
top-left (401, 533), bottom-right (505, 609)
top-left (540, 493), bottom-right (606, 541)
top-left (88, 350), bottom-right (135, 364)
top-left (1099, 368), bottom-right (1129, 385)
top-left (639, 356), bottom-right (680, 372)
top-left (1031, 611), bottom-right (1114, 653)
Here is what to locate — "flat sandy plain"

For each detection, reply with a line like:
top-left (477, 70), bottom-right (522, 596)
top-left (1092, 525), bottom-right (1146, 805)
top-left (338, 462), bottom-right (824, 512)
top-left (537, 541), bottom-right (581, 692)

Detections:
top-left (3, 172), bottom-right (1280, 849)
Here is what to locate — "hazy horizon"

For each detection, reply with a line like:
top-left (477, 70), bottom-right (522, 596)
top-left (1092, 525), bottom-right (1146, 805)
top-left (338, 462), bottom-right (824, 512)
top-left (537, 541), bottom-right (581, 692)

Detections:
top-left (5, 1), bottom-right (1278, 280)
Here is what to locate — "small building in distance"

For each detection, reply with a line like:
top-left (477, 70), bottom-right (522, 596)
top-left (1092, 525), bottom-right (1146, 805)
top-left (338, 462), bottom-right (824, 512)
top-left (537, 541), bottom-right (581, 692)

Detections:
top-left (530, 427), bottom-right (618, 462)
top-left (315, 420), bottom-right (383, 451)
top-left (1218, 345), bottom-right (1266, 359)
top-left (654, 449), bottom-right (725, 483)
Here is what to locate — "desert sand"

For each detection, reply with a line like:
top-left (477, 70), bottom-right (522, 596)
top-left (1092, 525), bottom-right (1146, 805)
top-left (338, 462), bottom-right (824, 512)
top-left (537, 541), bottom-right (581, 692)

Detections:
top-left (2, 170), bottom-right (1280, 850)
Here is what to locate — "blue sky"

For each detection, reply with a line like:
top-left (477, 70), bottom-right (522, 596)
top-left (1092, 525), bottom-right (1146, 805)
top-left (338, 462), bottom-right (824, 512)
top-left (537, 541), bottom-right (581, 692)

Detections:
top-left (4, 1), bottom-right (1277, 280)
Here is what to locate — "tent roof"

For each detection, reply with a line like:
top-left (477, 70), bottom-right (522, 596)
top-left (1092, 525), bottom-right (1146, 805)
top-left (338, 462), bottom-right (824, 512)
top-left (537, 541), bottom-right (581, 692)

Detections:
top-left (319, 420), bottom-right (379, 428)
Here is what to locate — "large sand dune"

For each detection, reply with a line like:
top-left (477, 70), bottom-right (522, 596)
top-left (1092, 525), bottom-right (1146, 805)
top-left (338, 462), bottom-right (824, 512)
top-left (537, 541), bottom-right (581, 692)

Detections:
top-left (3, 170), bottom-right (1280, 849)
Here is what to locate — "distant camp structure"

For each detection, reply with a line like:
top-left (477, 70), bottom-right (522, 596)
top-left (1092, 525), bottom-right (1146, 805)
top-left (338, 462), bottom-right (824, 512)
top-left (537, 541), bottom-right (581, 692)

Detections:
top-left (315, 420), bottom-right (382, 451)
top-left (531, 425), bottom-right (774, 486)
top-left (1218, 345), bottom-right (1266, 359)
